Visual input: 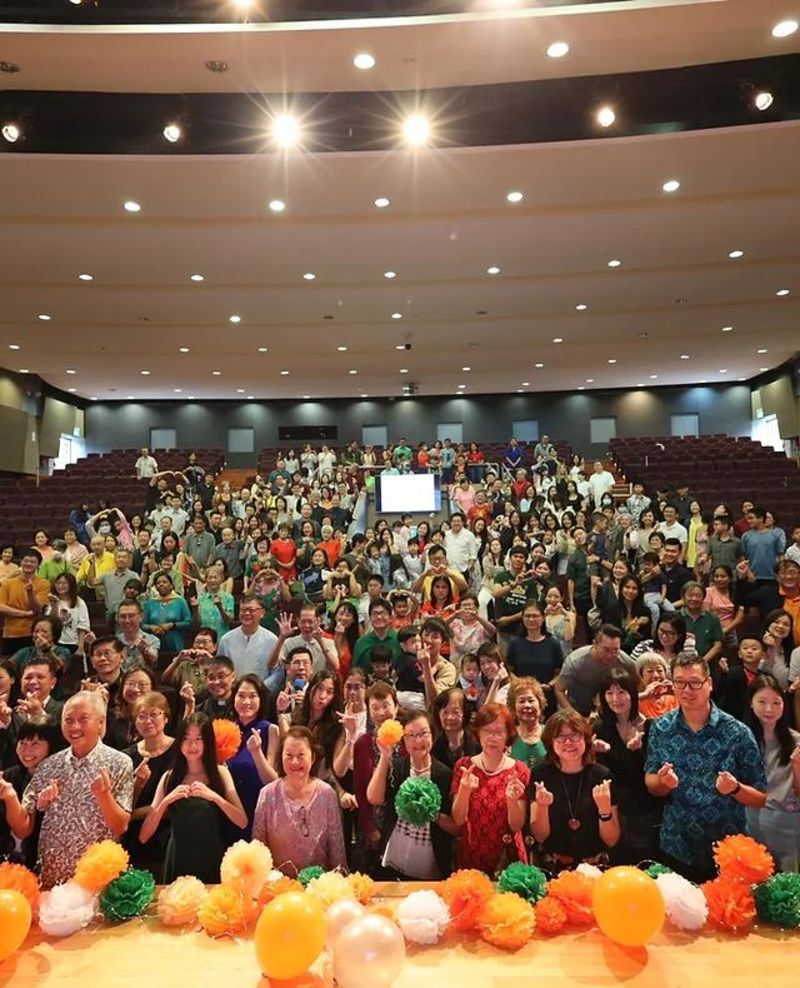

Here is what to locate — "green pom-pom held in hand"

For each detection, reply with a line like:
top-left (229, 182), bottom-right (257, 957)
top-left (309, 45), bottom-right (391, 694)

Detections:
top-left (99, 868), bottom-right (156, 921)
top-left (394, 777), bottom-right (442, 827)
top-left (497, 862), bottom-right (548, 903)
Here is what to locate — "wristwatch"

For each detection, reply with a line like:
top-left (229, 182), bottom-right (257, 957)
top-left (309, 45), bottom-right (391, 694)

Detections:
top-left (598, 812), bottom-right (613, 822)
top-left (730, 782), bottom-right (741, 796)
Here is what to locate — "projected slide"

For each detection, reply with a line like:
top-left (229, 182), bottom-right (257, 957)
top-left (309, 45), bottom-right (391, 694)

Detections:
top-left (377, 473), bottom-right (441, 513)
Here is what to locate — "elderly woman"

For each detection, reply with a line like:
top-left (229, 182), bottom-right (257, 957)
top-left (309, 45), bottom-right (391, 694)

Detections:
top-left (253, 726), bottom-right (347, 877)
top-left (528, 709), bottom-right (620, 872)
top-left (450, 702), bottom-right (529, 875)
top-left (636, 652), bottom-right (679, 719)
top-left (507, 677), bottom-right (547, 771)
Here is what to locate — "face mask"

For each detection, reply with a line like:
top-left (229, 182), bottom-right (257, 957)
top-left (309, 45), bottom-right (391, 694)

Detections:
top-left (98, 524), bottom-right (111, 535)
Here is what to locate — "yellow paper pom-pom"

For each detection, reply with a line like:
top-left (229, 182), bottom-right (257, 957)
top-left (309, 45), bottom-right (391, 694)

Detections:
top-left (213, 719), bottom-right (242, 764)
top-left (220, 840), bottom-right (273, 898)
top-left (306, 871), bottom-right (354, 910)
top-left (0, 862), bottom-right (41, 913)
top-left (74, 840), bottom-right (129, 894)
top-left (441, 869), bottom-right (494, 932)
top-left (197, 884), bottom-right (252, 938)
top-left (479, 893), bottom-right (535, 951)
top-left (347, 872), bottom-right (376, 905)
top-left (546, 871), bottom-right (595, 926)
top-left (257, 876), bottom-right (304, 909)
top-left (376, 719), bottom-right (404, 748)
top-left (157, 876), bottom-right (208, 927)
top-left (534, 896), bottom-right (568, 935)
top-left (702, 875), bottom-right (756, 933)
top-left (714, 834), bottom-right (775, 886)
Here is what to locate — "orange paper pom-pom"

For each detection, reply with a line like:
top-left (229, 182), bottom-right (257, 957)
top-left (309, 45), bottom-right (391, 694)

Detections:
top-left (534, 896), bottom-right (568, 935)
top-left (213, 719), bottom-right (242, 764)
top-left (0, 862), bottom-right (40, 913)
top-left (157, 876), bottom-right (207, 927)
top-left (347, 872), bottom-right (377, 905)
top-left (198, 885), bottom-right (253, 937)
top-left (257, 876), bottom-right (303, 909)
top-left (441, 869), bottom-right (494, 932)
top-left (714, 834), bottom-right (775, 886)
top-left (478, 892), bottom-right (535, 950)
top-left (702, 875), bottom-right (756, 933)
top-left (546, 871), bottom-right (595, 926)
top-left (376, 719), bottom-right (404, 748)
top-left (74, 840), bottom-right (129, 894)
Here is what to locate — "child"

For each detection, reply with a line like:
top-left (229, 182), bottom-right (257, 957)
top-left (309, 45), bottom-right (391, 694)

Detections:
top-left (370, 644), bottom-right (396, 686)
top-left (718, 637), bottom-right (766, 723)
top-left (639, 551), bottom-right (668, 629)
top-left (458, 654), bottom-right (481, 708)
top-left (393, 626), bottom-right (426, 710)
top-left (388, 591), bottom-right (417, 631)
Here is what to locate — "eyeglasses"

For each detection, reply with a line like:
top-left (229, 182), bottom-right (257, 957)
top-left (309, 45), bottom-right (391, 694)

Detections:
top-left (405, 731), bottom-right (432, 742)
top-left (480, 728), bottom-right (507, 740)
top-left (672, 678), bottom-right (708, 692)
top-left (239, 607), bottom-right (263, 614)
top-left (554, 733), bottom-right (584, 744)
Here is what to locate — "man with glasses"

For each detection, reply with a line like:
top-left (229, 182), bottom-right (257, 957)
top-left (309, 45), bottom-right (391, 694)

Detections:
top-left (217, 594), bottom-right (277, 681)
top-left (554, 625), bottom-right (637, 716)
top-left (645, 652), bottom-right (766, 882)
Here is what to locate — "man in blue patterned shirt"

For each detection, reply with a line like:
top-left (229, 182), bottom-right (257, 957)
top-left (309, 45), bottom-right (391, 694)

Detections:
top-left (645, 653), bottom-right (767, 881)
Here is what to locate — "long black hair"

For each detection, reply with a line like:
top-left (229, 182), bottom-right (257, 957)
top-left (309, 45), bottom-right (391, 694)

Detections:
top-left (747, 673), bottom-right (796, 766)
top-left (165, 712), bottom-right (225, 795)
top-left (291, 670), bottom-right (343, 767)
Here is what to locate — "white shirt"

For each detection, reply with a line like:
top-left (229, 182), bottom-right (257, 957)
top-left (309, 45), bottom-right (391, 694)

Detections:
top-left (218, 625), bottom-right (279, 681)
top-left (587, 470), bottom-right (615, 508)
top-left (135, 455), bottom-right (158, 479)
top-left (318, 451), bottom-right (337, 475)
top-left (444, 528), bottom-right (478, 572)
top-left (786, 544), bottom-right (800, 566)
top-left (657, 520), bottom-right (689, 546)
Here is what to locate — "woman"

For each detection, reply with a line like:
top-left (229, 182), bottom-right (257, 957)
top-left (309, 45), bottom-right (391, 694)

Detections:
top-left (500, 510), bottom-right (525, 552)
top-left (593, 670), bottom-right (661, 863)
top-left (505, 601), bottom-right (563, 685)
top-left (420, 575), bottom-right (458, 627)
top-left (762, 610), bottom-right (793, 689)
top-left (46, 572), bottom-right (90, 675)
top-left (298, 548), bottom-right (329, 605)
top-left (0, 659), bottom-right (19, 715)
top-left (529, 710), bottom-right (620, 872)
top-left (123, 692), bottom-right (175, 874)
top-left (270, 522), bottom-right (298, 583)
top-left (451, 702), bottom-right (529, 875)
top-left (140, 713), bottom-right (247, 883)
top-left (431, 687), bottom-right (480, 770)
top-left (467, 442), bottom-right (485, 484)
top-left (226, 674), bottom-right (280, 839)
top-left (632, 614), bottom-right (694, 662)
top-left (33, 529), bottom-right (54, 562)
top-left (591, 558), bottom-right (630, 620)
top-left (704, 565), bottom-right (744, 649)
top-left (106, 664), bottom-right (158, 749)
top-left (243, 535), bottom-right (273, 592)
top-left (447, 593), bottom-right (495, 664)
top-left (686, 501), bottom-right (708, 569)
top-left (630, 509), bottom-right (658, 564)
top-left (324, 557), bottom-right (362, 610)
top-left (332, 600), bottom-right (360, 683)
top-left (190, 565), bottom-right (236, 640)
top-left (283, 671), bottom-right (346, 778)
top-left (543, 585), bottom-right (576, 660)
top-left (507, 677), bottom-right (547, 771)
top-left (0, 545), bottom-right (20, 587)
top-left (368, 710), bottom-right (457, 879)
top-left (142, 572), bottom-right (192, 652)
top-left (451, 477), bottom-right (476, 516)
top-left (598, 575), bottom-right (651, 653)
top-left (636, 652), bottom-right (679, 719)
top-left (253, 726), bottom-right (347, 877)
top-left (745, 673), bottom-right (800, 872)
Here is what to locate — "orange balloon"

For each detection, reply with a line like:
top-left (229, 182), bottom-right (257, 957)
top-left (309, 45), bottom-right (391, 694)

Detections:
top-left (592, 867), bottom-right (664, 948)
top-left (255, 892), bottom-right (325, 981)
top-left (0, 889), bottom-right (32, 962)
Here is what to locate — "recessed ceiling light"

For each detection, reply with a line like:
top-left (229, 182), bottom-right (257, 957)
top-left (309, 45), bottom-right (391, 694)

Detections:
top-left (374, 197), bottom-right (391, 208)
top-left (607, 259), bottom-right (622, 268)
top-left (458, 384), bottom-right (467, 389)
top-left (486, 266), bottom-right (501, 275)
top-left (402, 113), bottom-right (431, 147)
top-left (280, 370), bottom-right (290, 375)
top-left (516, 389), bottom-right (524, 393)
top-left (353, 52), bottom-right (376, 70)
top-left (506, 191), bottom-right (524, 203)
top-left (772, 19), bottom-right (798, 38)
top-left (1, 123), bottom-right (21, 143)
top-left (247, 395), bottom-right (255, 400)
top-left (212, 370), bottom-right (222, 376)
top-left (236, 388), bottom-right (245, 393)
top-left (68, 387), bottom-right (77, 393)
top-left (179, 346), bottom-right (190, 353)
top-left (535, 362), bottom-right (544, 368)
top-left (719, 368), bottom-right (728, 373)
top-left (8, 344), bottom-right (20, 350)
top-left (728, 250), bottom-right (745, 259)
top-left (303, 272), bottom-right (316, 281)
top-left (123, 200), bottom-right (141, 213)
top-left (586, 378), bottom-right (595, 383)
top-left (521, 381), bottom-right (530, 387)
top-left (337, 345), bottom-right (348, 352)
top-left (163, 124), bottom-right (182, 143)
top-left (19, 368), bottom-right (29, 374)
top-left (575, 303), bottom-right (588, 311)
top-left (187, 395), bottom-right (196, 400)
top-left (190, 273), bottom-right (205, 282)
top-left (384, 270), bottom-right (397, 279)
top-left (268, 199), bottom-right (286, 213)
top-left (607, 358), bottom-right (617, 364)
top-left (546, 41), bottom-right (570, 59)
top-left (229, 315), bottom-right (241, 324)
top-left (757, 348), bottom-right (768, 353)
top-left (462, 366), bottom-right (471, 372)
top-left (37, 313), bottom-right (51, 321)
top-left (680, 354), bottom-right (690, 359)
top-left (650, 374), bottom-right (659, 379)
top-left (348, 369), bottom-right (358, 375)
top-left (662, 179), bottom-right (681, 193)
top-left (399, 368), bottom-right (409, 374)
top-left (776, 288), bottom-right (790, 296)
top-left (174, 388), bottom-right (183, 394)
top-left (760, 366), bottom-right (769, 372)
top-left (78, 273), bottom-right (94, 281)
top-left (391, 312), bottom-right (403, 320)
top-left (597, 106), bottom-right (616, 128)
top-left (552, 337), bottom-right (564, 344)
top-left (65, 368), bottom-right (76, 375)
top-left (257, 346), bottom-right (268, 353)
top-left (577, 386), bottom-right (586, 391)
top-left (361, 394), bottom-right (369, 399)
top-left (755, 91), bottom-right (774, 111)
top-left (140, 370), bottom-right (150, 376)
top-left (89, 395), bottom-right (97, 400)
top-left (721, 325), bottom-right (734, 332)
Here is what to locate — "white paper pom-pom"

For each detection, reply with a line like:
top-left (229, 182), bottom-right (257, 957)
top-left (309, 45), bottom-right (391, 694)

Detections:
top-left (39, 880), bottom-right (98, 937)
top-left (656, 872), bottom-right (708, 931)
top-left (575, 863), bottom-right (603, 880)
top-left (396, 889), bottom-right (451, 945)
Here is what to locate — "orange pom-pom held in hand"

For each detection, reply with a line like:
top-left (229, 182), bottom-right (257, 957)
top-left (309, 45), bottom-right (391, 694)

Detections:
top-left (73, 840), bottom-right (129, 894)
top-left (478, 893), bottom-right (535, 950)
top-left (213, 719), bottom-right (242, 764)
top-left (702, 876), bottom-right (756, 933)
top-left (376, 719), bottom-right (404, 748)
top-left (546, 871), bottom-right (595, 926)
top-left (198, 885), bottom-right (253, 937)
top-left (534, 896), bottom-right (568, 935)
top-left (0, 862), bottom-right (40, 913)
top-left (713, 834), bottom-right (775, 886)
top-left (441, 869), bottom-right (494, 932)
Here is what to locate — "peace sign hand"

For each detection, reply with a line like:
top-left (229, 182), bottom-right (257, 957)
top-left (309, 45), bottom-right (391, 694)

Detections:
top-left (533, 781), bottom-right (554, 806)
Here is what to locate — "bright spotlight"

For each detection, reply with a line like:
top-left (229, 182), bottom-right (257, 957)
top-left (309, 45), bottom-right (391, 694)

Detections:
top-left (597, 106), bottom-right (616, 128)
top-left (163, 123), bottom-right (182, 143)
top-left (402, 113), bottom-right (431, 147)
top-left (272, 113), bottom-right (301, 148)
top-left (1, 123), bottom-right (20, 143)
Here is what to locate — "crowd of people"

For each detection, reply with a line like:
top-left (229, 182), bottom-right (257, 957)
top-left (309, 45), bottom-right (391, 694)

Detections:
top-left (0, 436), bottom-right (799, 889)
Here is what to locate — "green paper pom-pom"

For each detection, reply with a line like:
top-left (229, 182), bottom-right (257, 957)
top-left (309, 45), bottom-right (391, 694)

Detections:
top-left (99, 867), bottom-right (156, 922)
top-left (298, 865), bottom-right (325, 887)
top-left (754, 873), bottom-right (800, 929)
top-left (394, 776), bottom-right (442, 827)
top-left (645, 863), bottom-right (674, 879)
top-left (497, 862), bottom-right (548, 903)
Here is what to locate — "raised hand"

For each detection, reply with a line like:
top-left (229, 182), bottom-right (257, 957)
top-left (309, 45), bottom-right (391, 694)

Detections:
top-left (276, 688), bottom-right (293, 715)
top-left (591, 779), bottom-right (613, 813)
top-left (37, 780), bottom-right (60, 811)
top-left (0, 771), bottom-right (16, 802)
top-left (16, 693), bottom-right (44, 720)
top-left (0, 701), bottom-right (11, 730)
top-left (626, 730), bottom-right (644, 751)
top-left (657, 762), bottom-right (679, 791)
top-left (592, 736), bottom-right (611, 754)
top-left (91, 769), bottom-right (113, 802)
top-left (505, 777), bottom-right (526, 802)
top-left (533, 781), bottom-right (554, 806)
top-left (277, 614), bottom-right (298, 638)
top-left (337, 702), bottom-right (359, 740)
top-left (715, 771), bottom-right (739, 796)
top-left (459, 764), bottom-right (480, 793)
top-left (134, 756), bottom-right (151, 786)
top-left (245, 728), bottom-right (263, 756)
top-left (165, 784), bottom-right (191, 805)
top-left (339, 792), bottom-right (358, 812)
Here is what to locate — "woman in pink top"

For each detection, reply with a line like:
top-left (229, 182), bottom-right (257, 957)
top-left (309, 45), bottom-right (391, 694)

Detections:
top-left (252, 726), bottom-right (347, 877)
top-left (704, 565), bottom-right (744, 648)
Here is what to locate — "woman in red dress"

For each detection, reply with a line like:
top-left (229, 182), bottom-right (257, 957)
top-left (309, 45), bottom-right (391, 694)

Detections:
top-left (269, 522), bottom-right (298, 582)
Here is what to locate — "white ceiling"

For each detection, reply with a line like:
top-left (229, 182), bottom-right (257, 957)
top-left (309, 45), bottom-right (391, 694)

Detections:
top-left (0, 0), bottom-right (798, 401)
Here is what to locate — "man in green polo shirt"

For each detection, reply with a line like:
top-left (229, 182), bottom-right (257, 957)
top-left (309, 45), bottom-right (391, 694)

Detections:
top-left (680, 580), bottom-right (724, 669)
top-left (353, 598), bottom-right (402, 672)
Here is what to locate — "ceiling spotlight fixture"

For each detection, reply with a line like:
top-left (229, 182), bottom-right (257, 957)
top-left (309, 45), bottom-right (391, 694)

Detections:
top-left (383, 271), bottom-right (397, 280)
top-left (607, 259), bottom-right (622, 268)
top-left (179, 347), bottom-right (190, 353)
top-left (391, 312), bottom-right (403, 320)
top-left (575, 303), bottom-right (588, 311)
top-left (728, 249), bottom-right (745, 259)
top-left (190, 273), bottom-right (205, 282)
top-left (462, 366), bottom-right (471, 372)
top-left (552, 337), bottom-right (564, 344)
top-left (394, 344), bottom-right (406, 351)
top-left (486, 266), bottom-right (501, 275)
top-left (78, 273), bottom-right (94, 281)
top-left (212, 370), bottom-right (222, 376)
top-left (37, 313), bottom-right (52, 321)
top-left (233, 0), bottom-right (255, 9)
top-left (174, 388), bottom-right (183, 394)
top-left (65, 369), bottom-right (76, 375)
top-left (268, 199), bottom-right (286, 213)
top-left (8, 344), bottom-right (20, 350)
top-left (1, 123), bottom-right (20, 143)
top-left (374, 196), bottom-right (391, 208)
top-left (719, 368), bottom-right (728, 374)
top-left (607, 358), bottom-right (617, 364)
top-left (776, 288), bottom-right (791, 296)
top-left (353, 52), bottom-right (376, 70)
top-left (662, 179), bottom-right (681, 193)
top-left (760, 367), bottom-right (769, 372)
top-left (280, 370), bottom-right (290, 375)
top-left (757, 347), bottom-right (768, 354)
top-left (163, 123), bottom-right (182, 143)
top-left (586, 378), bottom-right (595, 383)
top-left (546, 41), bottom-right (570, 59)
top-left (650, 374), bottom-right (659, 379)
top-left (140, 370), bottom-right (150, 376)
top-left (597, 105), bottom-right (616, 128)
top-left (349, 369), bottom-right (358, 375)
top-left (402, 113), bottom-right (431, 147)
top-left (772, 19), bottom-right (798, 38)
top-left (506, 190), bottom-right (524, 203)
top-left (721, 325), bottom-right (734, 332)
top-left (19, 369), bottom-right (29, 374)
top-left (272, 113), bottom-right (300, 148)
top-left (337, 345), bottom-right (348, 352)
top-left (535, 362), bottom-right (544, 368)
top-left (755, 91), bottom-right (775, 111)
top-left (399, 368), bottom-right (409, 374)
top-left (257, 346), bottom-right (268, 352)
top-left (229, 315), bottom-right (241, 324)
top-left (68, 387), bottom-right (77, 393)
top-left (458, 384), bottom-right (467, 389)
top-left (521, 381), bottom-right (531, 387)
top-left (680, 354), bottom-right (690, 359)
top-left (303, 272), bottom-right (316, 281)
top-left (236, 388), bottom-right (245, 394)
top-left (123, 200), bottom-right (141, 213)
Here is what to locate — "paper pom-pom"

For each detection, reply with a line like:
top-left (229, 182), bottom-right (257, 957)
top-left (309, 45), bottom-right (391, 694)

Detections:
top-left (0, 862), bottom-right (40, 913)
top-left (575, 863), bottom-right (603, 880)
top-left (257, 876), bottom-right (304, 909)
top-left (38, 881), bottom-right (98, 937)
top-left (99, 868), bottom-right (155, 921)
top-left (298, 865), bottom-right (325, 887)
top-left (646, 863), bottom-right (673, 879)
top-left (656, 873), bottom-right (708, 931)
top-left (306, 871), bottom-right (353, 909)
top-left (394, 776), bottom-right (442, 827)
top-left (197, 884), bottom-right (252, 938)
top-left (714, 834), bottom-right (775, 886)
top-left (441, 869), bottom-right (494, 932)
top-left (546, 871), bottom-right (595, 926)
top-left (497, 862), bottom-right (548, 904)
top-left (157, 876), bottom-right (208, 927)
top-left (220, 839), bottom-right (273, 898)
top-left (479, 892), bottom-right (535, 951)
top-left (534, 896), bottom-right (567, 935)
top-left (376, 719), bottom-right (404, 748)
top-left (213, 719), bottom-right (242, 763)
top-left (754, 873), bottom-right (800, 929)
top-left (396, 890), bottom-right (451, 945)
top-left (347, 872), bottom-right (376, 905)
top-left (74, 840), bottom-right (129, 894)
top-left (702, 875), bottom-right (756, 933)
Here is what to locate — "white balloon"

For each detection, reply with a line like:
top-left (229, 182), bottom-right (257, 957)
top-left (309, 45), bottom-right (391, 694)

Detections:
top-left (326, 898), bottom-right (367, 949)
top-left (333, 913), bottom-right (406, 988)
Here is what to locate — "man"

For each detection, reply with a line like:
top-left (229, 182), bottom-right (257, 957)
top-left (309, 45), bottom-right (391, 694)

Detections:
top-left (0, 548), bottom-right (50, 654)
top-left (566, 526), bottom-right (594, 617)
top-left (75, 536), bottom-right (115, 599)
top-left (134, 447), bottom-right (158, 480)
top-left (131, 529), bottom-right (154, 574)
top-left (267, 604), bottom-right (339, 692)
top-left (533, 434), bottom-right (555, 463)
top-left (199, 472), bottom-right (218, 512)
top-left (207, 510), bottom-right (225, 545)
top-left (645, 653), bottom-right (767, 882)
top-left (418, 618), bottom-right (457, 706)
top-left (657, 505), bottom-right (689, 560)
top-left (8, 691), bottom-right (133, 888)
top-left (0, 656), bottom-right (64, 763)
top-left (182, 654), bottom-right (236, 721)
top-left (764, 558), bottom-right (800, 650)
top-left (161, 627), bottom-right (218, 694)
top-left (741, 505), bottom-right (785, 600)
top-left (210, 526), bottom-right (245, 580)
top-left (440, 438), bottom-right (456, 484)
top-left (116, 601), bottom-right (160, 670)
top-left (92, 548), bottom-right (138, 619)
top-left (626, 482), bottom-right (651, 525)
top-left (183, 513), bottom-right (217, 572)
top-left (679, 581), bottom-right (723, 670)
top-left (393, 437), bottom-right (412, 468)
top-left (587, 460), bottom-right (615, 510)
top-left (37, 540), bottom-right (73, 586)
top-left (660, 539), bottom-right (693, 607)
top-left (217, 594), bottom-right (278, 681)
top-left (84, 636), bottom-right (125, 705)
top-left (10, 615), bottom-right (74, 695)
top-left (163, 494), bottom-right (190, 538)
top-left (411, 543), bottom-right (467, 603)
top-left (554, 625), bottom-right (637, 716)
top-left (443, 512), bottom-right (478, 582)
top-left (293, 503), bottom-right (320, 540)
top-left (669, 483), bottom-right (694, 527)
top-left (271, 645), bottom-right (315, 721)
top-left (492, 546), bottom-right (539, 641)
top-left (786, 525), bottom-right (800, 567)
top-left (353, 598), bottom-right (402, 672)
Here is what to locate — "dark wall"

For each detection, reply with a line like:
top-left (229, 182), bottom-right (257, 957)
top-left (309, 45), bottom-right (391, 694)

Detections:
top-left (84, 384), bottom-right (753, 467)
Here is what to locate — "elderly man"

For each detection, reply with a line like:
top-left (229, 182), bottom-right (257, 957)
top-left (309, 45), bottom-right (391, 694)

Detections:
top-left (90, 548), bottom-right (138, 619)
top-left (4, 691), bottom-right (133, 887)
top-left (267, 604), bottom-right (339, 692)
top-left (116, 600), bottom-right (160, 670)
top-left (134, 447), bottom-right (158, 480)
top-left (587, 460), bottom-right (615, 510)
top-left (75, 536), bottom-right (115, 600)
top-left (217, 593), bottom-right (278, 681)
top-left (554, 625), bottom-right (637, 716)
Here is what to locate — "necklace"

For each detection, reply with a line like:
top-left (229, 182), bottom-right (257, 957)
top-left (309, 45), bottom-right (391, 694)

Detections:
top-left (410, 759), bottom-right (432, 777)
top-left (479, 754), bottom-right (506, 777)
top-left (560, 769), bottom-right (584, 831)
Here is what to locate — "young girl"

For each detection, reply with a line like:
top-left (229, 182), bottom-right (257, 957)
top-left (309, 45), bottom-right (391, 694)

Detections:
top-left (543, 585), bottom-right (576, 660)
top-left (704, 565), bottom-right (744, 649)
